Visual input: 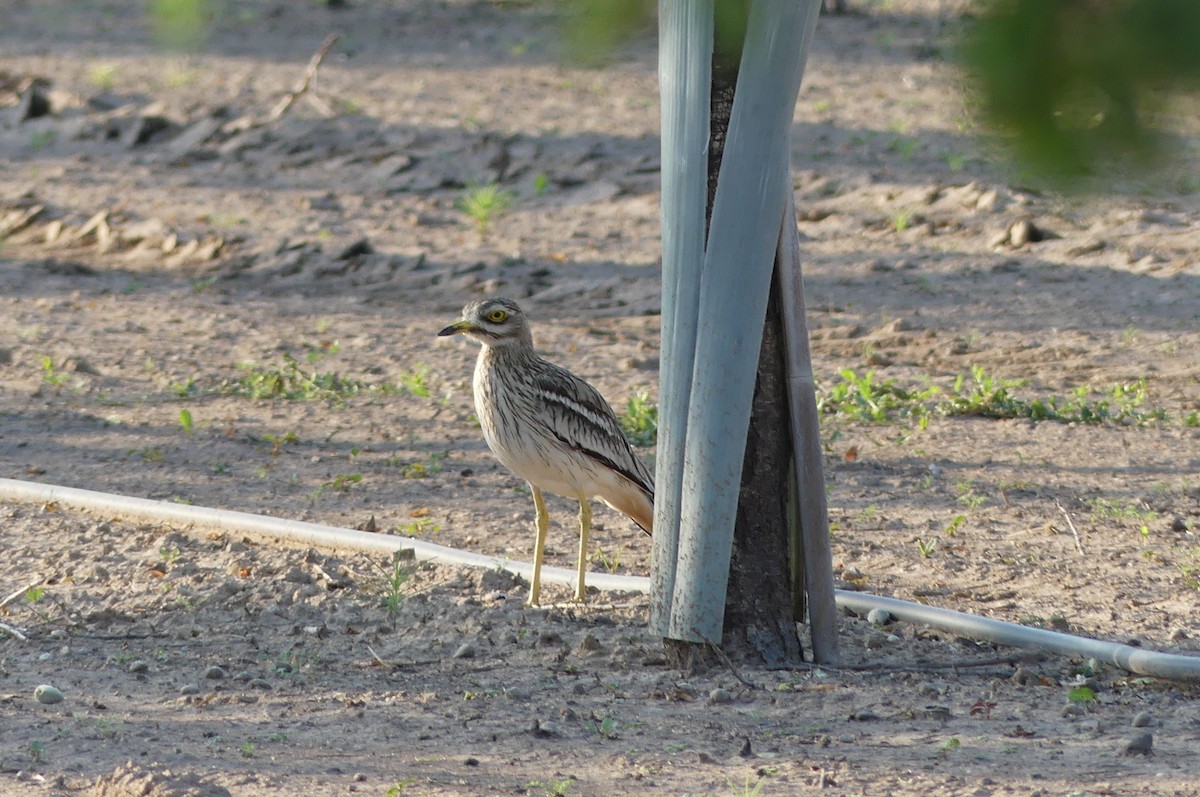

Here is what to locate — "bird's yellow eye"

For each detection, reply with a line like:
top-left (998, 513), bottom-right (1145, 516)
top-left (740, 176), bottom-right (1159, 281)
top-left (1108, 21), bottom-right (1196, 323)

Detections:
top-left (486, 309), bottom-right (508, 323)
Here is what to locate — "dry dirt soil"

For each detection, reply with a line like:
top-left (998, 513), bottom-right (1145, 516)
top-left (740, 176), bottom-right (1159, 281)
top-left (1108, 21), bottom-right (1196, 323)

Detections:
top-left (2, 1), bottom-right (1199, 795)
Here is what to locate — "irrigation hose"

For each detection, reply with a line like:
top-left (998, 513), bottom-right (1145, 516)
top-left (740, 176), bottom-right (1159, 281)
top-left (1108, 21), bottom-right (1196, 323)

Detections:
top-left (2, 477), bottom-right (1199, 682)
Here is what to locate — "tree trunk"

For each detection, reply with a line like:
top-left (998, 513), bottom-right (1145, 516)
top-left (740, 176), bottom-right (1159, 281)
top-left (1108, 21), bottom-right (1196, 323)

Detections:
top-left (664, 23), bottom-right (802, 668)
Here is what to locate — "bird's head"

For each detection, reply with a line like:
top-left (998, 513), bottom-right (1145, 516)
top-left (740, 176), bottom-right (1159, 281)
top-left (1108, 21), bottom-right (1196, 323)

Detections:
top-left (438, 297), bottom-right (532, 348)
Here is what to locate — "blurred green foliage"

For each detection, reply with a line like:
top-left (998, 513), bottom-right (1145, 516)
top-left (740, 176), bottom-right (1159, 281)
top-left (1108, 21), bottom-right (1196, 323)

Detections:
top-left (151, 0), bottom-right (210, 52)
top-left (963, 0), bottom-right (1200, 181)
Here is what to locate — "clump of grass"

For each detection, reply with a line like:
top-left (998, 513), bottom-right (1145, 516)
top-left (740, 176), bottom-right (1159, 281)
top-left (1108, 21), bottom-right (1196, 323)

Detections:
top-left (817, 368), bottom-right (937, 427)
top-left (459, 182), bottom-right (514, 234)
top-left (222, 350), bottom-right (399, 404)
top-left (619, 391), bottom-right (658, 446)
top-left (374, 550), bottom-right (417, 626)
top-left (817, 366), bottom-right (1176, 429)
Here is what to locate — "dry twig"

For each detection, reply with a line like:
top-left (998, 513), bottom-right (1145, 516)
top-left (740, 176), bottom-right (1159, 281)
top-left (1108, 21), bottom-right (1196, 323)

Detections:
top-left (267, 33), bottom-right (340, 123)
top-left (1055, 499), bottom-right (1085, 555)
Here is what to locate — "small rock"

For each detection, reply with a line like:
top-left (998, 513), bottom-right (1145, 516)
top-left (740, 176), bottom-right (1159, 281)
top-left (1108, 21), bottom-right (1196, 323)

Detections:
top-left (1121, 733), bottom-right (1153, 756)
top-left (1170, 516), bottom-right (1189, 533)
top-left (1062, 703), bottom-right (1087, 718)
top-left (127, 659), bottom-right (150, 674)
top-left (738, 737), bottom-right (753, 758)
top-left (529, 719), bottom-right (560, 738)
top-left (920, 706), bottom-right (952, 721)
top-left (1012, 667), bottom-right (1037, 686)
top-left (283, 567), bottom-right (313, 584)
top-left (1170, 628), bottom-right (1190, 642)
top-left (336, 237), bottom-right (373, 260)
top-left (34, 684), bottom-right (64, 704)
top-left (452, 642), bottom-right (476, 659)
top-left (16, 87), bottom-right (52, 122)
top-left (708, 688), bottom-right (733, 705)
top-left (576, 633), bottom-right (602, 654)
top-left (1009, 220), bottom-right (1036, 247)
top-left (506, 687), bottom-right (532, 702)
top-left (234, 670), bottom-right (253, 682)
top-left (975, 188), bottom-right (1001, 212)
top-left (249, 678), bottom-right (272, 690)
top-left (988, 228), bottom-right (1011, 248)
top-left (38, 652), bottom-right (53, 662)
top-left (204, 665), bottom-right (228, 680)
top-left (866, 608), bottom-right (893, 626)
top-left (1131, 711), bottom-right (1155, 728)
top-left (850, 709), bottom-right (879, 721)
top-left (179, 684), bottom-right (201, 696)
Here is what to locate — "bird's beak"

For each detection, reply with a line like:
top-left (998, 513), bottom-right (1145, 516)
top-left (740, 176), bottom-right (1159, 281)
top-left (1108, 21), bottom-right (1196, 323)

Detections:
top-left (437, 319), bottom-right (475, 337)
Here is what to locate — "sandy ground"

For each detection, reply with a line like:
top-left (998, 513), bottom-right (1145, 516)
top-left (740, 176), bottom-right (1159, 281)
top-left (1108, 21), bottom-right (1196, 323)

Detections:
top-left (1, 1), bottom-right (1198, 794)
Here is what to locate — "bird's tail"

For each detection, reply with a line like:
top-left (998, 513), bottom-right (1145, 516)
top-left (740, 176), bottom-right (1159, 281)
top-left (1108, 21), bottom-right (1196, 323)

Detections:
top-left (601, 482), bottom-right (654, 536)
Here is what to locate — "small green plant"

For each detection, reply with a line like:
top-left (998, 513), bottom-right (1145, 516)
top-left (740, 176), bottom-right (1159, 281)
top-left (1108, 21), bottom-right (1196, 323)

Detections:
top-left (386, 778), bottom-right (421, 797)
top-left (28, 130), bottom-right (56, 151)
top-left (178, 408), bottom-right (194, 434)
top-left (590, 716), bottom-right (620, 739)
top-left (398, 452), bottom-right (445, 479)
top-left (891, 208), bottom-right (913, 232)
top-left (727, 773), bottom-right (769, 797)
top-left (590, 545), bottom-right (623, 573)
top-left (240, 741), bottom-right (255, 758)
top-left (223, 353), bottom-right (374, 403)
top-left (527, 777), bottom-right (575, 797)
top-left (326, 473), bottom-right (363, 492)
top-left (40, 356), bottom-right (69, 388)
top-left (159, 546), bottom-right (181, 564)
top-left (169, 376), bottom-right (199, 398)
top-left (28, 739), bottom-right (45, 765)
top-left (817, 369), bottom-right (936, 426)
top-left (944, 514), bottom-right (967, 536)
top-left (395, 518), bottom-right (440, 536)
top-left (1067, 686), bottom-right (1097, 703)
top-left (916, 538), bottom-right (938, 558)
top-left (262, 431), bottom-right (299, 456)
top-left (376, 551), bottom-right (417, 624)
top-left (399, 365), bottom-right (433, 398)
top-left (1085, 497), bottom-right (1157, 525)
top-left (25, 585), bottom-right (45, 603)
top-left (89, 62), bottom-right (117, 88)
top-left (938, 736), bottom-right (961, 756)
top-left (619, 391), bottom-right (658, 446)
top-left (459, 182), bottom-right (514, 234)
top-left (533, 171), bottom-right (549, 196)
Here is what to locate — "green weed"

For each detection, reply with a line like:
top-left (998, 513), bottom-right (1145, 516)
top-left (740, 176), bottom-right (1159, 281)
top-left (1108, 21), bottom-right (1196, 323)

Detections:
top-left (376, 551), bottom-right (416, 625)
top-left (619, 390), bottom-right (658, 446)
top-left (223, 353), bottom-right (378, 403)
top-left (527, 777), bottom-right (575, 797)
top-left (178, 409), bottom-right (194, 434)
top-left (459, 182), bottom-right (514, 234)
top-left (727, 773), bottom-right (769, 797)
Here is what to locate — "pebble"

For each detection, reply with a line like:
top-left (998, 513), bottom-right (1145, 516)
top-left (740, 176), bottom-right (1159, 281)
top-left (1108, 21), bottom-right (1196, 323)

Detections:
top-left (452, 642), bottom-right (476, 659)
top-left (1062, 703), bottom-right (1087, 718)
top-left (505, 687), bottom-right (532, 702)
top-left (530, 719), bottom-right (560, 738)
top-left (127, 659), bottom-right (150, 674)
top-left (33, 684), bottom-right (64, 704)
top-left (204, 665), bottom-right (228, 680)
top-left (1009, 219), bottom-right (1036, 247)
top-left (707, 688), bottom-right (733, 705)
top-left (234, 670), bottom-right (253, 682)
top-left (179, 684), bottom-right (200, 696)
top-left (38, 652), bottom-right (53, 662)
top-left (249, 678), bottom-right (272, 691)
top-left (1121, 733), bottom-right (1153, 756)
top-left (1131, 711), bottom-right (1155, 728)
top-left (49, 629), bottom-right (68, 640)
top-left (849, 709), bottom-right (879, 721)
top-left (1012, 667), bottom-right (1037, 686)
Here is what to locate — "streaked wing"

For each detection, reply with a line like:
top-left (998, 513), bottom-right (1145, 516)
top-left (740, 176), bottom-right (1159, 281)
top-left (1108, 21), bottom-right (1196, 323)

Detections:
top-left (533, 365), bottom-right (654, 497)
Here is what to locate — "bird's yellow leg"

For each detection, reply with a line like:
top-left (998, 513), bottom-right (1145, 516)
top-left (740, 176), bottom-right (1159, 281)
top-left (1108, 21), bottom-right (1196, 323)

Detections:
top-left (574, 499), bottom-right (591, 602)
top-left (527, 485), bottom-right (549, 607)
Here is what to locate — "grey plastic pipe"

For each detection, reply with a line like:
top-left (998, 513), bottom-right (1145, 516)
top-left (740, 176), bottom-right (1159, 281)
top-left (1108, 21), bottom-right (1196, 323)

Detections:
top-left (3, 477), bottom-right (1199, 682)
top-left (0, 478), bottom-right (648, 595)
